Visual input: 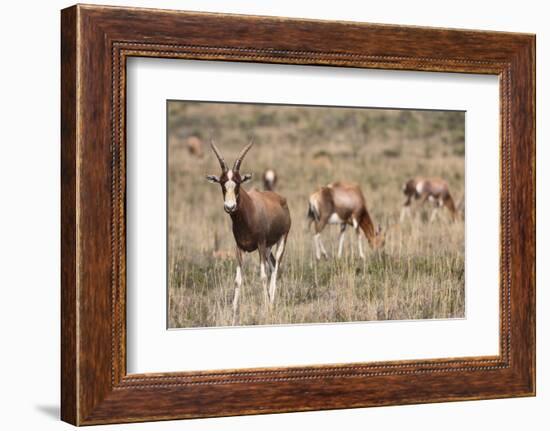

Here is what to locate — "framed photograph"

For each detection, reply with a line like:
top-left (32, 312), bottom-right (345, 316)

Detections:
top-left (61, 4), bottom-right (535, 425)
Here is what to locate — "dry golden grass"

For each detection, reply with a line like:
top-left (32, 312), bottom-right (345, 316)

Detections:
top-left (167, 102), bottom-right (465, 328)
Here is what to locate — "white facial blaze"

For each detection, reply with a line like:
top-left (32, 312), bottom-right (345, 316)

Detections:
top-left (224, 170), bottom-right (237, 209)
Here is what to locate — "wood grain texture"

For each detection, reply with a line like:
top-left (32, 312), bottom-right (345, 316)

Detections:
top-left (60, 4), bottom-right (535, 425)
top-left (60, 5), bottom-right (78, 425)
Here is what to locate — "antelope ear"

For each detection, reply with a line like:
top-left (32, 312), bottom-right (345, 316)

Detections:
top-left (206, 175), bottom-right (220, 183)
top-left (241, 173), bottom-right (252, 183)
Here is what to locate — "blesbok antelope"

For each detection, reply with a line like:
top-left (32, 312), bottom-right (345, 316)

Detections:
top-left (262, 169), bottom-right (278, 191)
top-left (307, 181), bottom-right (384, 260)
top-left (400, 177), bottom-right (457, 222)
top-left (206, 140), bottom-right (291, 324)
top-left (185, 136), bottom-right (204, 158)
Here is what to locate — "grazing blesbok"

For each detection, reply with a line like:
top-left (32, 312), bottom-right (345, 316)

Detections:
top-left (262, 169), bottom-right (278, 191)
top-left (206, 141), bottom-right (291, 324)
top-left (400, 177), bottom-right (457, 222)
top-left (307, 181), bottom-right (384, 260)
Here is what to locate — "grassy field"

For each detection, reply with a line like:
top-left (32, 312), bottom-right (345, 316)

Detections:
top-left (167, 101), bottom-right (465, 328)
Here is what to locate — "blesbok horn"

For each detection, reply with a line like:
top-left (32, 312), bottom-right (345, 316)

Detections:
top-left (210, 139), bottom-right (228, 172)
top-left (233, 140), bottom-right (254, 172)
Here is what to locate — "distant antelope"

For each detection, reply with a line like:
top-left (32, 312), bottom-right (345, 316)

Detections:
top-left (307, 181), bottom-right (384, 260)
top-left (207, 141), bottom-right (291, 324)
top-left (185, 136), bottom-right (204, 158)
top-left (262, 169), bottom-right (278, 191)
top-left (400, 177), bottom-right (457, 222)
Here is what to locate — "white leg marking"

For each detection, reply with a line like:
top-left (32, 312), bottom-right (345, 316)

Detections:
top-left (314, 233), bottom-right (328, 259)
top-left (234, 266), bottom-right (242, 288)
top-left (265, 247), bottom-right (274, 275)
top-left (232, 259), bottom-right (242, 325)
top-left (269, 236), bottom-right (286, 304)
top-left (318, 235), bottom-right (328, 258)
top-left (337, 225), bottom-right (346, 258)
top-left (353, 219), bottom-right (365, 259)
top-left (351, 219), bottom-right (365, 259)
top-left (358, 234), bottom-right (365, 259)
top-left (314, 233), bottom-right (322, 260)
top-left (260, 258), bottom-right (269, 306)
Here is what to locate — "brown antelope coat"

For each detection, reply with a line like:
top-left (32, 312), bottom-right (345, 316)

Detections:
top-left (308, 181), bottom-right (384, 259)
top-left (401, 177), bottom-right (457, 222)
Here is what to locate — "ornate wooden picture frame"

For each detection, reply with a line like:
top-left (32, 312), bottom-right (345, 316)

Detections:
top-left (61, 4), bottom-right (535, 425)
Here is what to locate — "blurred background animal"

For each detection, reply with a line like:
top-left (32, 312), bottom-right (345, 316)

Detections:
top-left (262, 168), bottom-right (278, 191)
top-left (168, 133), bottom-right (205, 158)
top-left (185, 135), bottom-right (204, 158)
top-left (400, 177), bottom-right (457, 222)
top-left (307, 181), bottom-right (384, 260)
